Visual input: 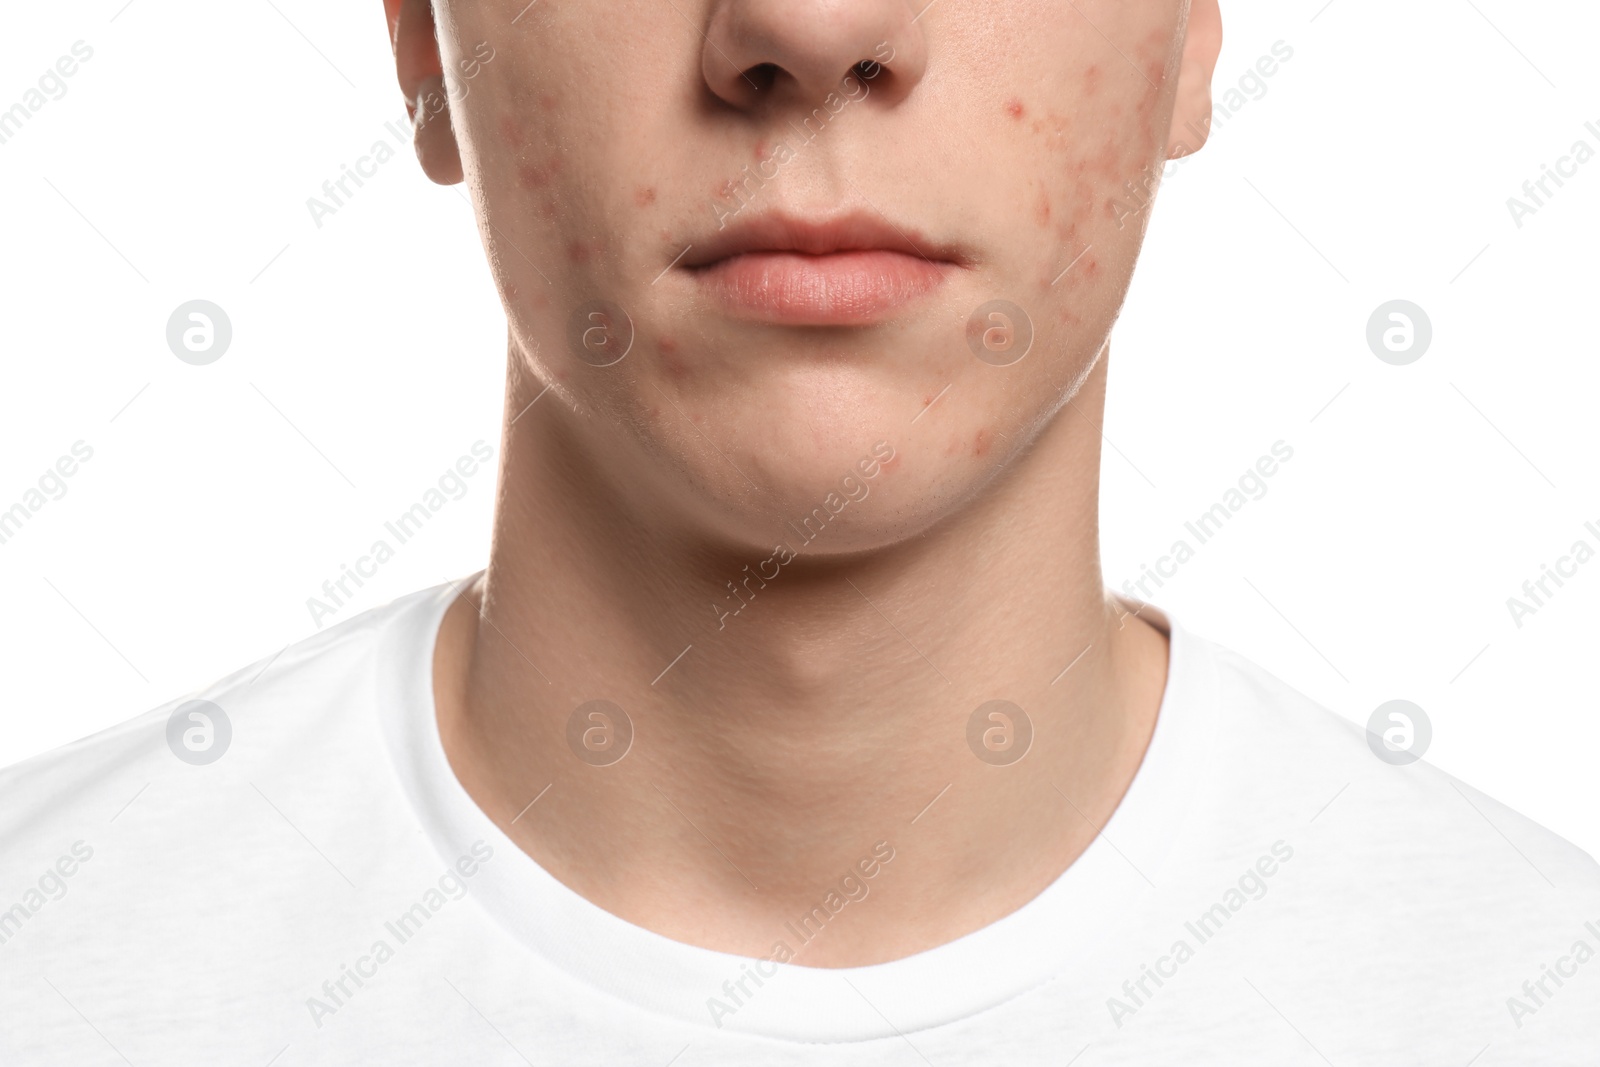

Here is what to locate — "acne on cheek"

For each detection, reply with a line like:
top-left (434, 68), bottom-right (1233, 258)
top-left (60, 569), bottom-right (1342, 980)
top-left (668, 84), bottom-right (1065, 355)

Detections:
top-left (566, 237), bottom-right (607, 264)
top-left (518, 159), bottom-right (562, 189)
top-left (658, 337), bottom-right (687, 380)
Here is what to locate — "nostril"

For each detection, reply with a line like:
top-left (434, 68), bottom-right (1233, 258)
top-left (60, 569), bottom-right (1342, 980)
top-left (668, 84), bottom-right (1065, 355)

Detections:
top-left (743, 62), bottom-right (780, 93)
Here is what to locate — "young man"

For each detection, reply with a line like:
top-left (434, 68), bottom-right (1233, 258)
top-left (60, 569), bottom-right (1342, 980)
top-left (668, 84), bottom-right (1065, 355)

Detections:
top-left (2, 0), bottom-right (1595, 1062)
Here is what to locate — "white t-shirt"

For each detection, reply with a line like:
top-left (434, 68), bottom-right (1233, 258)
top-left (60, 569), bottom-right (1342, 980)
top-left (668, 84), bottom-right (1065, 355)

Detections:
top-left (1, 576), bottom-right (1596, 1065)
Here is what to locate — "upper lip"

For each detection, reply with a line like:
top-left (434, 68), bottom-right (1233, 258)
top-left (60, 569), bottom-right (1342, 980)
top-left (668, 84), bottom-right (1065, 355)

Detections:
top-left (679, 210), bottom-right (967, 269)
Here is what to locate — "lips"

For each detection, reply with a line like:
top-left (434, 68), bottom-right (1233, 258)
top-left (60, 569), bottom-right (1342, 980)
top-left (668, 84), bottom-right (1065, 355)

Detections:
top-left (679, 211), bottom-right (966, 326)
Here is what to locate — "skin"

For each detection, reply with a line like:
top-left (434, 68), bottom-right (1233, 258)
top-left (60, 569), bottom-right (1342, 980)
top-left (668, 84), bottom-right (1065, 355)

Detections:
top-left (384, 0), bottom-right (1222, 966)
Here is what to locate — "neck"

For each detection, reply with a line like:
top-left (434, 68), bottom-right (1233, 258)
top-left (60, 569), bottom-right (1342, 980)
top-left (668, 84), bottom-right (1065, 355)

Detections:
top-left (433, 349), bottom-right (1170, 966)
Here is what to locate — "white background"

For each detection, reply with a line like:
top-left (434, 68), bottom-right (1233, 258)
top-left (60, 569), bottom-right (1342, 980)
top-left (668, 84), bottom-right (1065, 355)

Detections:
top-left (1, 0), bottom-right (1596, 858)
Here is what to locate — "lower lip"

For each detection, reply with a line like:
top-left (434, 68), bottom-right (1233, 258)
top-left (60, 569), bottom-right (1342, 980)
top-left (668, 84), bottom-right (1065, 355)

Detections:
top-left (691, 250), bottom-right (951, 326)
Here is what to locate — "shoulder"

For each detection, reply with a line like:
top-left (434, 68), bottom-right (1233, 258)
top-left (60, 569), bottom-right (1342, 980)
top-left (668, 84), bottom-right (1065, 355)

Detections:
top-left (1153, 629), bottom-right (1600, 1050)
top-left (1195, 632), bottom-right (1599, 890)
top-left (0, 582), bottom-right (444, 860)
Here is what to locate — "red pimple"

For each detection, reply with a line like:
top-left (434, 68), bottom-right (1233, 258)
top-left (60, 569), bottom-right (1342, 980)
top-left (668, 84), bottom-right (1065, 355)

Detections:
top-left (1035, 186), bottom-right (1052, 225)
top-left (1005, 98), bottom-right (1025, 120)
top-left (753, 138), bottom-right (769, 160)
top-left (635, 186), bottom-right (657, 207)
top-left (538, 93), bottom-right (558, 112)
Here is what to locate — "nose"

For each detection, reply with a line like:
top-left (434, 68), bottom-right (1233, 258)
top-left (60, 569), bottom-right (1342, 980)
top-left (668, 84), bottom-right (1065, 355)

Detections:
top-left (701, 0), bottom-right (928, 109)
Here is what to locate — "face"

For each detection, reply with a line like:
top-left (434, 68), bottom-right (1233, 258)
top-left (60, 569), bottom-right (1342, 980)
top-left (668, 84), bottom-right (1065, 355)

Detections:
top-left (397, 0), bottom-right (1218, 555)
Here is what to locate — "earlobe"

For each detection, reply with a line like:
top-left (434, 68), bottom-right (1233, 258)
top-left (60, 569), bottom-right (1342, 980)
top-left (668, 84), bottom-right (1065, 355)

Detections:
top-left (1165, 0), bottom-right (1223, 160)
top-left (387, 0), bottom-right (463, 185)
top-left (413, 74), bottom-right (466, 185)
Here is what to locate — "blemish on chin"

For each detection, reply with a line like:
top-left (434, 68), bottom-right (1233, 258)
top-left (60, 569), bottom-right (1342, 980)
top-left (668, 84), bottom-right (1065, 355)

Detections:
top-left (1004, 98), bottom-right (1025, 120)
top-left (635, 186), bottom-right (657, 207)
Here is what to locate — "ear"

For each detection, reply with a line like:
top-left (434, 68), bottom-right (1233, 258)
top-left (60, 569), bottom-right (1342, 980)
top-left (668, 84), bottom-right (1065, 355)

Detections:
top-left (384, 0), bottom-right (463, 185)
top-left (1166, 0), bottom-right (1222, 160)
